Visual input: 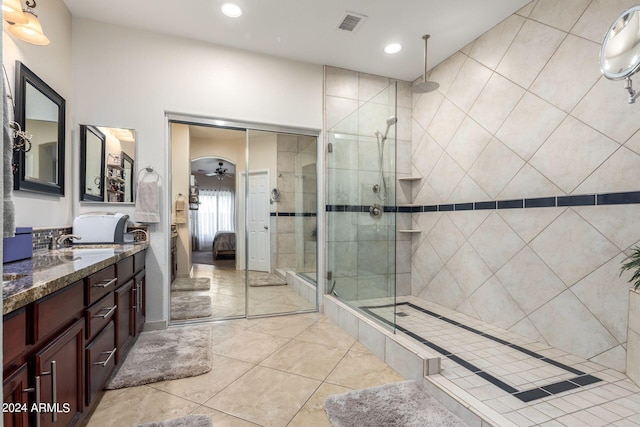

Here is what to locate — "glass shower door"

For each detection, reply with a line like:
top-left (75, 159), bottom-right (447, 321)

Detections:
top-left (326, 81), bottom-right (398, 331)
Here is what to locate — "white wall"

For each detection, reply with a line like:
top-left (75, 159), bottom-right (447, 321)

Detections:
top-left (72, 19), bottom-right (323, 326)
top-left (3, 0), bottom-right (73, 227)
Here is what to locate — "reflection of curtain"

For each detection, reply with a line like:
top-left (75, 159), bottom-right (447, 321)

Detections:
top-left (190, 189), bottom-right (234, 250)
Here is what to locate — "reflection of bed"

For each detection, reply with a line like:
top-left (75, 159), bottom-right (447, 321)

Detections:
top-left (213, 231), bottom-right (236, 259)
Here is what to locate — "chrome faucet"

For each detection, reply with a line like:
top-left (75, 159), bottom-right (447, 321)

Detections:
top-left (55, 234), bottom-right (82, 249)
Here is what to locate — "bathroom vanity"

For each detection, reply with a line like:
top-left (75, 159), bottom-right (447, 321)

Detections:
top-left (2, 243), bottom-right (148, 427)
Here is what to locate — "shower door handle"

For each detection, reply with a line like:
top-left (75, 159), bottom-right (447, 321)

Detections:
top-left (264, 226), bottom-right (268, 230)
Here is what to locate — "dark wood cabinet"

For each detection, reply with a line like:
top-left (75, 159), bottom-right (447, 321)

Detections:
top-left (2, 248), bottom-right (147, 427)
top-left (3, 363), bottom-right (29, 427)
top-left (33, 319), bottom-right (84, 427)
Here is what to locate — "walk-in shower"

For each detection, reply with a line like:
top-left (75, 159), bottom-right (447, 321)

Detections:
top-left (326, 81), bottom-right (399, 330)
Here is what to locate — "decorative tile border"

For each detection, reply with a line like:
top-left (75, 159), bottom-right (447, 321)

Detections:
top-left (270, 212), bottom-right (317, 217)
top-left (361, 302), bottom-right (602, 403)
top-left (325, 190), bottom-right (640, 214)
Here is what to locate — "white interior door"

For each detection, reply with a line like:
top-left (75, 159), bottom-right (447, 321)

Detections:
top-left (248, 170), bottom-right (270, 272)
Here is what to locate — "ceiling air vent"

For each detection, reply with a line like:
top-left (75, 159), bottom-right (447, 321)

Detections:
top-left (337, 12), bottom-right (367, 32)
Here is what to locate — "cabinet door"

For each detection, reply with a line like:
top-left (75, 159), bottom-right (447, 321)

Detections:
top-left (3, 363), bottom-right (29, 427)
top-left (114, 279), bottom-right (134, 364)
top-left (133, 270), bottom-right (146, 335)
top-left (34, 319), bottom-right (83, 427)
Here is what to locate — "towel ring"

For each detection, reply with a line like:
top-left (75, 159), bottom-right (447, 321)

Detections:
top-left (138, 166), bottom-right (159, 182)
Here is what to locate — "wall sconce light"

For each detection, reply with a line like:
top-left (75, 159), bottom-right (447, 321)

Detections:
top-left (2, 0), bottom-right (28, 24)
top-left (4, 0), bottom-right (50, 46)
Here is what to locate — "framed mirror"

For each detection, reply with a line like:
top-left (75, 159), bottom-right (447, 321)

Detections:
top-left (79, 125), bottom-right (136, 203)
top-left (14, 61), bottom-right (66, 195)
top-left (80, 125), bottom-right (105, 201)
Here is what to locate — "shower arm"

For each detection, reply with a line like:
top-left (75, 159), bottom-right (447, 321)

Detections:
top-left (422, 34), bottom-right (430, 84)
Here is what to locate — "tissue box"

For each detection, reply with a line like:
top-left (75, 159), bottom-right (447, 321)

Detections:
top-left (3, 227), bottom-right (33, 264)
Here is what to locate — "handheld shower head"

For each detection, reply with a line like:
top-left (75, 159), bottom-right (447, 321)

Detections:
top-left (382, 115), bottom-right (397, 139)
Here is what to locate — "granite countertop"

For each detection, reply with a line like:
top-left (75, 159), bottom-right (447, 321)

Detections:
top-left (2, 242), bottom-right (149, 315)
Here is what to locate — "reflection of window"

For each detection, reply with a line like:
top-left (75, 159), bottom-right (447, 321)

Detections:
top-left (190, 189), bottom-right (235, 250)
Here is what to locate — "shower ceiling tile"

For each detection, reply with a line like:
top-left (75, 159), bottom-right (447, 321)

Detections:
top-left (529, 290), bottom-right (618, 360)
top-left (468, 212), bottom-right (525, 273)
top-left (426, 52), bottom-right (467, 98)
top-left (413, 89), bottom-right (444, 131)
top-left (468, 138), bottom-right (525, 199)
top-left (496, 20), bottom-right (565, 89)
top-left (529, 116), bottom-right (619, 194)
top-left (529, 0), bottom-right (591, 33)
top-left (529, 209), bottom-right (619, 286)
top-left (574, 204), bottom-right (640, 251)
top-left (574, 146), bottom-right (640, 195)
top-left (426, 153), bottom-right (466, 201)
top-left (446, 242), bottom-right (493, 297)
top-left (496, 93), bottom-right (566, 161)
top-left (446, 117), bottom-right (492, 170)
top-left (426, 99), bottom-right (466, 149)
top-left (446, 57), bottom-right (493, 113)
top-left (469, 14), bottom-right (525, 70)
top-left (468, 276), bottom-right (526, 330)
top-left (498, 206), bottom-right (564, 243)
top-left (469, 73), bottom-right (525, 134)
top-left (530, 35), bottom-right (601, 113)
top-left (572, 78), bottom-right (640, 144)
top-left (571, 254), bottom-right (630, 344)
top-left (426, 215), bottom-right (466, 264)
top-left (496, 247), bottom-right (565, 315)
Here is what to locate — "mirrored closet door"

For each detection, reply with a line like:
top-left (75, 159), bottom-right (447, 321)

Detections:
top-left (169, 119), bottom-right (318, 323)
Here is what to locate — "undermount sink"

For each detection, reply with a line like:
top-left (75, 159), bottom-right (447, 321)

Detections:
top-left (61, 247), bottom-right (115, 256)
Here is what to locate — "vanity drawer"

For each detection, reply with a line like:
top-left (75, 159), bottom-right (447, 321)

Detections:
top-left (85, 321), bottom-right (116, 406)
top-left (34, 280), bottom-right (84, 343)
top-left (86, 265), bottom-right (117, 305)
top-left (134, 250), bottom-right (146, 273)
top-left (85, 292), bottom-right (116, 342)
top-left (3, 308), bottom-right (27, 366)
top-left (117, 256), bottom-right (134, 284)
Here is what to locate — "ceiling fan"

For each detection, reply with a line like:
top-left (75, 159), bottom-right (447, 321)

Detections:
top-left (205, 162), bottom-right (234, 180)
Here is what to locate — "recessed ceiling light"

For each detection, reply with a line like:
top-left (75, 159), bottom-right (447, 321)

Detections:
top-left (221, 3), bottom-right (243, 18)
top-left (384, 43), bottom-right (402, 54)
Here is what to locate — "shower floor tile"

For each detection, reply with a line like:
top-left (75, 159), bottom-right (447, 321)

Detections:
top-left (355, 295), bottom-right (640, 426)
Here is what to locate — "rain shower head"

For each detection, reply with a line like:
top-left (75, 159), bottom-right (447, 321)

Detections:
top-left (413, 34), bottom-right (440, 93)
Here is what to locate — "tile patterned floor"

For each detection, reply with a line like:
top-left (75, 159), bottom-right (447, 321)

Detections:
top-left (171, 260), bottom-right (314, 321)
top-left (358, 296), bottom-right (640, 427)
top-left (85, 313), bottom-right (404, 427)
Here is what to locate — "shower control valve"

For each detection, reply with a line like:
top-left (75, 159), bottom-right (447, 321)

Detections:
top-left (369, 204), bottom-right (382, 217)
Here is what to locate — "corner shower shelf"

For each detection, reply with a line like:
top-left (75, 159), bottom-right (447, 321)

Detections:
top-left (398, 176), bottom-right (422, 182)
top-left (399, 229), bottom-right (421, 233)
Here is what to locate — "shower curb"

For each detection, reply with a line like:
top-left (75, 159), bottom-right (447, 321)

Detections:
top-left (323, 295), bottom-right (514, 427)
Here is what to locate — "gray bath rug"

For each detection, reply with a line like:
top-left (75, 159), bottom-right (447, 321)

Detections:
top-left (171, 277), bottom-right (211, 292)
top-left (136, 415), bottom-right (211, 427)
top-left (248, 272), bottom-right (287, 287)
top-left (324, 380), bottom-right (469, 427)
top-left (106, 326), bottom-right (212, 389)
top-left (170, 293), bottom-right (212, 321)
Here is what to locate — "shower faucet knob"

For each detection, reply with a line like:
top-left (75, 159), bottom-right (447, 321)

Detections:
top-left (369, 204), bottom-right (382, 217)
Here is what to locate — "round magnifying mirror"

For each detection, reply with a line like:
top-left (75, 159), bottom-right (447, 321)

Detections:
top-left (601, 5), bottom-right (640, 80)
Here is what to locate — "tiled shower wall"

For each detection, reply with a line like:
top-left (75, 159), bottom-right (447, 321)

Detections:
top-left (324, 68), bottom-right (413, 300)
top-left (410, 0), bottom-right (640, 372)
top-left (273, 134), bottom-right (318, 272)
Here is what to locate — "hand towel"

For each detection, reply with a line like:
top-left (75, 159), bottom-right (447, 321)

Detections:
top-left (174, 196), bottom-right (187, 224)
top-left (3, 76), bottom-right (15, 237)
top-left (135, 180), bottom-right (160, 223)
